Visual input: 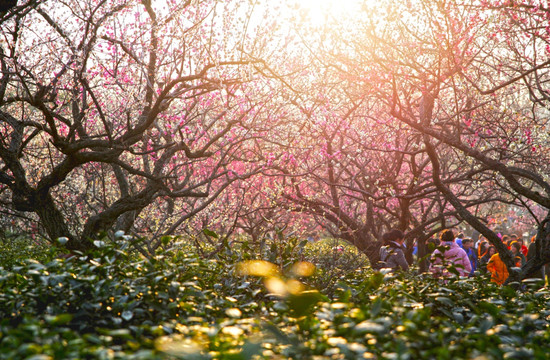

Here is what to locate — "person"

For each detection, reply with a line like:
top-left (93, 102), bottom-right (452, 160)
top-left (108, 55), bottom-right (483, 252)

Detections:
top-left (487, 251), bottom-right (509, 285)
top-left (477, 239), bottom-right (489, 260)
top-left (518, 238), bottom-right (528, 257)
top-left (480, 245), bottom-right (495, 263)
top-left (510, 241), bottom-right (526, 267)
top-left (462, 238), bottom-right (477, 276)
top-left (500, 235), bottom-right (510, 249)
top-left (479, 245), bottom-right (496, 272)
top-left (430, 229), bottom-right (472, 277)
top-left (455, 232), bottom-right (464, 248)
top-left (378, 229), bottom-right (409, 271)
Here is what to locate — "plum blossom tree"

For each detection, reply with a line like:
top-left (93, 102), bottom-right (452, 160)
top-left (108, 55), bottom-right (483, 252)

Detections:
top-left (268, 77), bottom-right (502, 265)
top-left (0, 0), bottom-right (276, 252)
top-left (308, 0), bottom-right (550, 279)
top-left (250, 1), bottom-right (507, 265)
top-left (173, 173), bottom-right (321, 259)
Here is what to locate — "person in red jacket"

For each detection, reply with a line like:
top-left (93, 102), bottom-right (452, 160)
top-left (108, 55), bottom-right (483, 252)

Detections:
top-left (517, 238), bottom-right (528, 257)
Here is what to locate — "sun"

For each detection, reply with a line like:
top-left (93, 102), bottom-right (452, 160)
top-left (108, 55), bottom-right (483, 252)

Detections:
top-left (288, 0), bottom-right (364, 28)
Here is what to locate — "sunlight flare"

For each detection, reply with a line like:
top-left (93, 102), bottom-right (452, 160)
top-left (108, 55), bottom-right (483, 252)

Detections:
top-left (288, 0), bottom-right (365, 27)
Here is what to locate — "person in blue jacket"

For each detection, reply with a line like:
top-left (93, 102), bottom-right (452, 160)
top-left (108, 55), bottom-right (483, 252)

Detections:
top-left (461, 238), bottom-right (477, 276)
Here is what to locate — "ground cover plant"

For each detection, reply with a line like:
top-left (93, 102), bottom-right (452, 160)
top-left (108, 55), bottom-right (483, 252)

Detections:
top-left (1, 235), bottom-right (549, 359)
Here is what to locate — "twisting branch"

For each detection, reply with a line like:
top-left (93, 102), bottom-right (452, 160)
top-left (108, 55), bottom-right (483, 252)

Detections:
top-left (422, 133), bottom-right (518, 275)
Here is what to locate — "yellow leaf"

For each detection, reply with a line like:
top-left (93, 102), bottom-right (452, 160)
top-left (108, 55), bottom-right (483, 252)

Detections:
top-left (264, 277), bottom-right (288, 296)
top-left (289, 261), bottom-right (316, 277)
top-left (237, 260), bottom-right (280, 277)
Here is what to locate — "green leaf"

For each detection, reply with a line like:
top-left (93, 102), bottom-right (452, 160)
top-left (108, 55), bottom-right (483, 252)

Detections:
top-left (362, 272), bottom-right (384, 292)
top-left (93, 240), bottom-right (106, 248)
top-left (354, 320), bottom-right (386, 335)
top-left (99, 329), bottom-right (133, 339)
top-left (161, 236), bottom-right (172, 246)
top-left (264, 323), bottom-right (298, 346)
top-left (57, 237), bottom-right (69, 245)
top-left (479, 317), bottom-right (494, 333)
top-left (478, 301), bottom-right (500, 317)
top-left (45, 314), bottom-right (73, 326)
top-left (25, 356), bottom-right (52, 360)
top-left (225, 308), bottom-right (242, 318)
top-left (275, 226), bottom-right (287, 240)
top-left (121, 310), bottom-right (134, 321)
top-left (446, 265), bottom-right (460, 277)
top-left (371, 297), bottom-right (383, 317)
top-left (500, 285), bottom-right (517, 299)
top-left (287, 290), bottom-right (326, 317)
top-left (202, 229), bottom-right (219, 238)
top-left (453, 312), bottom-right (464, 324)
top-left (241, 339), bottom-right (264, 360)
top-left (435, 297), bottom-right (454, 307)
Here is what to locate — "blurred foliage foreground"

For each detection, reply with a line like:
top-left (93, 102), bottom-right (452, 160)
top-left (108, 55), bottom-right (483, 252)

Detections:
top-left (1, 234), bottom-right (550, 360)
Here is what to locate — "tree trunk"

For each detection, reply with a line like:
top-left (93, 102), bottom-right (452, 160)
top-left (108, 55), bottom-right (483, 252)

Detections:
top-left (34, 191), bottom-right (92, 251)
top-left (353, 234), bottom-right (382, 266)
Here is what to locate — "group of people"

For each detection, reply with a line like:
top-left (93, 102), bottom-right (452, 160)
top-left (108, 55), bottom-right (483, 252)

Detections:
top-left (378, 228), bottom-right (545, 285)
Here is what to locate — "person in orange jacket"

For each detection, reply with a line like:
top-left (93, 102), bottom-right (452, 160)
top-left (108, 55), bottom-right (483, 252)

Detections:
top-left (487, 252), bottom-right (509, 285)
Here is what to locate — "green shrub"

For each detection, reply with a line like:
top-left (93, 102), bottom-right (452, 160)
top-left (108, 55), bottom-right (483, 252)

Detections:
top-left (0, 233), bottom-right (55, 270)
top-left (301, 238), bottom-right (369, 296)
top-left (0, 233), bottom-right (549, 359)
